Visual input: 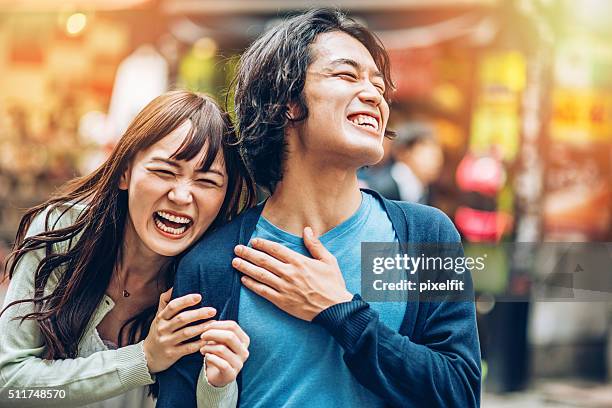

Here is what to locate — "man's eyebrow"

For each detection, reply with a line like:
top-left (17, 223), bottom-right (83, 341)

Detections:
top-left (327, 58), bottom-right (384, 79)
top-left (150, 157), bottom-right (224, 177)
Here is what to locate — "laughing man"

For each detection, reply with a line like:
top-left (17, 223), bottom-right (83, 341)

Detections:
top-left (157, 8), bottom-right (481, 408)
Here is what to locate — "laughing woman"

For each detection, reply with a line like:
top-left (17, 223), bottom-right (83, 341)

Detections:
top-left (0, 91), bottom-right (255, 407)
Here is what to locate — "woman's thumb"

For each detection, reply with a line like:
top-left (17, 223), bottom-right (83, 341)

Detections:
top-left (158, 287), bottom-right (173, 309)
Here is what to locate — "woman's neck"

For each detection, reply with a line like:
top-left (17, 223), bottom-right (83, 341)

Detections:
top-left (115, 221), bottom-right (169, 291)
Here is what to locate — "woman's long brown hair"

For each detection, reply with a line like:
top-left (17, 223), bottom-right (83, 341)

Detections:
top-left (1, 90), bottom-right (256, 394)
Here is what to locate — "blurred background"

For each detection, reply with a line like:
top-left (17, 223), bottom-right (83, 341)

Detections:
top-left (1, 0), bottom-right (611, 406)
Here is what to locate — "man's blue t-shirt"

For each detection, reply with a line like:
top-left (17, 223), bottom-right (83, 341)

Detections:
top-left (238, 191), bottom-right (405, 407)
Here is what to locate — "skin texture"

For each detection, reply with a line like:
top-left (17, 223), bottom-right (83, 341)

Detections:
top-left (104, 121), bottom-right (249, 385)
top-left (235, 31), bottom-right (389, 320)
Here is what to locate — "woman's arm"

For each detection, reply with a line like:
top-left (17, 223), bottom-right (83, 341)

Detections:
top-left (195, 319), bottom-right (250, 408)
top-left (196, 365), bottom-right (238, 408)
top-left (0, 215), bottom-right (154, 407)
top-left (0, 209), bottom-right (222, 406)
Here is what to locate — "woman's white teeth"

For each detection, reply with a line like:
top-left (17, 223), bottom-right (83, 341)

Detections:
top-left (349, 114), bottom-right (378, 130)
top-left (156, 211), bottom-right (191, 224)
top-left (155, 218), bottom-right (187, 235)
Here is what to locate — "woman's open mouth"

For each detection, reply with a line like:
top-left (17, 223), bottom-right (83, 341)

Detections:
top-left (153, 210), bottom-right (193, 237)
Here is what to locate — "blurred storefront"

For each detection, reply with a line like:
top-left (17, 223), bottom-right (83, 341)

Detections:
top-left (1, 0), bottom-right (612, 403)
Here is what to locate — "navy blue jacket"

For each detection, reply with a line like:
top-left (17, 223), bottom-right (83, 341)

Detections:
top-left (156, 191), bottom-right (481, 407)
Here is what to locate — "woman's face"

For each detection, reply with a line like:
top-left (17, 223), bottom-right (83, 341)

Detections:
top-left (119, 121), bottom-right (228, 257)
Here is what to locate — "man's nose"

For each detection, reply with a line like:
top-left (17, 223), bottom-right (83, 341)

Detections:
top-left (358, 81), bottom-right (383, 106)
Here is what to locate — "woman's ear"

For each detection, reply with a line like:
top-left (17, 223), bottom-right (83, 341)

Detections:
top-left (118, 166), bottom-right (130, 191)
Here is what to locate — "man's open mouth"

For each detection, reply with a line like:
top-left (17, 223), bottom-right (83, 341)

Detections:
top-left (153, 210), bottom-right (193, 236)
top-left (347, 113), bottom-right (379, 132)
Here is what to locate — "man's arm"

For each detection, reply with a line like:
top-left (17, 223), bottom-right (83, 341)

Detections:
top-left (313, 217), bottom-right (481, 406)
top-left (313, 293), bottom-right (481, 407)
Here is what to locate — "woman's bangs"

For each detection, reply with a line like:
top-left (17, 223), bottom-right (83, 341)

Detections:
top-left (170, 105), bottom-right (226, 172)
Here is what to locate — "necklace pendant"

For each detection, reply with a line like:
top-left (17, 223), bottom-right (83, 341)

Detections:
top-left (122, 289), bottom-right (130, 298)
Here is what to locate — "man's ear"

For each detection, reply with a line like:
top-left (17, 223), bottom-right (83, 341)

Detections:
top-left (118, 166), bottom-right (130, 191)
top-left (285, 102), bottom-right (299, 121)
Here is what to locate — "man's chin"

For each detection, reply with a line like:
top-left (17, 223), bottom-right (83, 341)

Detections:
top-left (357, 147), bottom-right (385, 167)
top-left (311, 144), bottom-right (383, 169)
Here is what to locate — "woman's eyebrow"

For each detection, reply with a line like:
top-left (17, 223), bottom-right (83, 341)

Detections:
top-left (195, 167), bottom-right (225, 177)
top-left (151, 157), bottom-right (225, 177)
top-left (150, 157), bottom-right (180, 168)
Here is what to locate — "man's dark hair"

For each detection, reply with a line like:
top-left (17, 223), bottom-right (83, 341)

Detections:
top-left (234, 8), bottom-right (395, 193)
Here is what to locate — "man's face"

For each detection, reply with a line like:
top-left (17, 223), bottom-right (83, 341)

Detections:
top-left (291, 31), bottom-right (390, 168)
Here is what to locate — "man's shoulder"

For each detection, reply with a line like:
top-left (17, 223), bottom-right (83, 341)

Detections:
top-left (178, 206), bottom-right (258, 270)
top-left (384, 199), bottom-right (460, 243)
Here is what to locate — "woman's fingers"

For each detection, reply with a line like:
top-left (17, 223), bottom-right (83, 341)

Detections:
top-left (166, 307), bottom-right (216, 333)
top-left (201, 344), bottom-right (243, 371)
top-left (205, 353), bottom-right (234, 376)
top-left (170, 320), bottom-right (216, 344)
top-left (146, 292), bottom-right (213, 374)
top-left (175, 338), bottom-right (207, 357)
top-left (201, 328), bottom-right (249, 358)
top-left (200, 321), bottom-right (250, 387)
top-left (200, 320), bottom-right (250, 348)
top-left (158, 293), bottom-right (202, 320)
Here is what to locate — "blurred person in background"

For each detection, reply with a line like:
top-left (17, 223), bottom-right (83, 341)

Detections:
top-left (390, 122), bottom-right (444, 204)
top-left (0, 91), bottom-right (256, 407)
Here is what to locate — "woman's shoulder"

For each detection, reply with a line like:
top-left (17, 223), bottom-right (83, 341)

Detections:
top-left (26, 202), bottom-right (88, 238)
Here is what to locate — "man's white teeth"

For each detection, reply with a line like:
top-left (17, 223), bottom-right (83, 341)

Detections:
top-left (155, 218), bottom-right (187, 235)
top-left (349, 114), bottom-right (378, 130)
top-left (156, 211), bottom-right (191, 224)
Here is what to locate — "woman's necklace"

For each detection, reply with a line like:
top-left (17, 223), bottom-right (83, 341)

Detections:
top-left (114, 264), bottom-right (130, 298)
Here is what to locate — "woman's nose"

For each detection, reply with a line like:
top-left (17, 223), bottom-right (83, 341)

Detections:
top-left (168, 183), bottom-right (193, 205)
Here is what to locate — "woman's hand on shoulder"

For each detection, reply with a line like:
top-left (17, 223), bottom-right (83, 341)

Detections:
top-left (199, 320), bottom-right (250, 388)
top-left (143, 288), bottom-right (216, 374)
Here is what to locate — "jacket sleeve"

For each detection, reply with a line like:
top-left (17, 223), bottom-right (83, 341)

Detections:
top-left (312, 215), bottom-right (481, 407)
top-left (313, 294), bottom-right (481, 407)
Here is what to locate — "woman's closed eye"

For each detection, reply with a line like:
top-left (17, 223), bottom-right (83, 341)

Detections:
top-left (196, 178), bottom-right (222, 187)
top-left (151, 169), bottom-right (175, 177)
